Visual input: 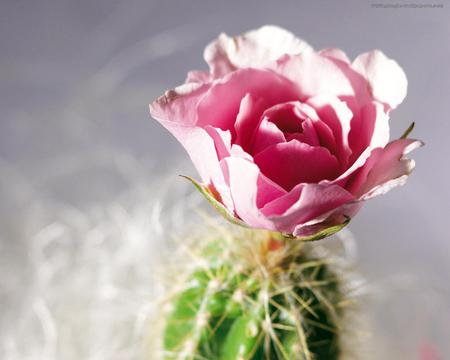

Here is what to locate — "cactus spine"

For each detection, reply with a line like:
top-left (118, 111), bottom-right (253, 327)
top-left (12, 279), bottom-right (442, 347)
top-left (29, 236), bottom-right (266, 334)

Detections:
top-left (162, 229), bottom-right (348, 360)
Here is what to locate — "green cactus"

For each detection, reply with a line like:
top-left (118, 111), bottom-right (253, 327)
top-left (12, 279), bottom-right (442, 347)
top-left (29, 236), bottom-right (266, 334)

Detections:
top-left (162, 230), bottom-right (347, 360)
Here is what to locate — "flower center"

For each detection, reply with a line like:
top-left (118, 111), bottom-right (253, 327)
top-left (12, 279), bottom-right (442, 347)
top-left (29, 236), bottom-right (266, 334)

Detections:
top-left (250, 101), bottom-right (340, 191)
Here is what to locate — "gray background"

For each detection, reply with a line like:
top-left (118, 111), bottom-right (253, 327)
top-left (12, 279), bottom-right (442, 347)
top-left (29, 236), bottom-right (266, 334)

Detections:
top-left (1, 0), bottom-right (449, 358)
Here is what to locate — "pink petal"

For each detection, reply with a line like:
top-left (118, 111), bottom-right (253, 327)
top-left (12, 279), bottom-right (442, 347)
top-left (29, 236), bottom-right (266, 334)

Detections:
top-left (186, 70), bottom-right (211, 83)
top-left (260, 101), bottom-right (320, 133)
top-left (325, 101), bottom-right (390, 193)
top-left (261, 183), bottom-right (306, 217)
top-left (262, 101), bottom-right (306, 132)
top-left (230, 144), bottom-right (254, 161)
top-left (251, 117), bottom-right (286, 154)
top-left (196, 68), bottom-right (298, 132)
top-left (307, 95), bottom-right (353, 166)
top-left (270, 52), bottom-right (371, 112)
top-left (352, 50), bottom-right (407, 110)
top-left (149, 82), bottom-right (210, 126)
top-left (204, 25), bottom-right (313, 78)
top-left (234, 94), bottom-right (269, 150)
top-left (156, 121), bottom-right (234, 211)
top-left (223, 157), bottom-right (285, 230)
top-left (261, 183), bottom-right (355, 234)
top-left (293, 201), bottom-right (362, 237)
top-left (256, 172), bottom-right (287, 209)
top-left (348, 101), bottom-right (390, 164)
top-left (331, 101), bottom-right (390, 190)
top-left (357, 138), bottom-right (423, 200)
top-left (318, 48), bottom-right (351, 63)
top-left (286, 118), bottom-right (321, 147)
top-left (204, 126), bottom-right (232, 160)
top-left (252, 101), bottom-right (333, 154)
top-left (332, 146), bottom-right (374, 190)
top-left (338, 147), bottom-right (381, 195)
top-left (254, 140), bottom-right (340, 191)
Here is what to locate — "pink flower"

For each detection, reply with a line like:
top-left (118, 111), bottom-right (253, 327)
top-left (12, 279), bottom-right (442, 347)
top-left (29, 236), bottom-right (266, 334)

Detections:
top-left (150, 26), bottom-right (422, 238)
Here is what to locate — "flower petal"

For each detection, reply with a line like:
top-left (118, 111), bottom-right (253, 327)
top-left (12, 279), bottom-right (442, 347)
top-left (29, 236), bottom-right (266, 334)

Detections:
top-left (223, 157), bottom-right (285, 230)
top-left (204, 25), bottom-right (313, 78)
top-left (270, 52), bottom-right (371, 112)
top-left (348, 100), bottom-right (390, 164)
top-left (330, 100), bottom-right (391, 189)
top-left (318, 48), bottom-right (351, 63)
top-left (149, 82), bottom-right (210, 126)
top-left (286, 118), bottom-right (321, 147)
top-left (252, 101), bottom-right (334, 154)
top-left (196, 68), bottom-right (298, 132)
top-left (357, 138), bottom-right (423, 199)
top-left (293, 201), bottom-right (361, 237)
top-left (307, 95), bottom-right (353, 166)
top-left (204, 126), bottom-right (232, 161)
top-left (153, 120), bottom-right (234, 211)
top-left (261, 183), bottom-right (355, 234)
top-left (352, 50), bottom-right (407, 110)
top-left (254, 140), bottom-right (340, 191)
top-left (234, 94), bottom-right (269, 150)
top-left (251, 117), bottom-right (286, 154)
top-left (186, 70), bottom-right (210, 83)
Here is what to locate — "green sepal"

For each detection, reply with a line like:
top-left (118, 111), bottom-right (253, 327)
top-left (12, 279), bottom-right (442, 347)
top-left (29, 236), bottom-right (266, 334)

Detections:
top-left (183, 175), bottom-right (351, 242)
top-left (400, 122), bottom-right (415, 139)
top-left (289, 216), bottom-right (351, 242)
top-left (181, 175), bottom-right (249, 228)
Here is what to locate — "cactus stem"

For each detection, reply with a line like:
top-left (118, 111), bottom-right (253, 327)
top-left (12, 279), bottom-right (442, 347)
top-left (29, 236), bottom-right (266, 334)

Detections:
top-left (160, 226), bottom-right (356, 359)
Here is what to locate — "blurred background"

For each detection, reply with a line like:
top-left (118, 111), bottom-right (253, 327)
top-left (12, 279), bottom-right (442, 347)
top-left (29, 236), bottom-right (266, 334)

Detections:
top-left (1, 0), bottom-right (449, 358)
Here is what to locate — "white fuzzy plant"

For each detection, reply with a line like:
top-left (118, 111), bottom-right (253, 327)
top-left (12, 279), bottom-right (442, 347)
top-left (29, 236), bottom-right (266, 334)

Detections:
top-left (0, 171), bottom-right (180, 359)
top-left (0, 171), bottom-right (364, 360)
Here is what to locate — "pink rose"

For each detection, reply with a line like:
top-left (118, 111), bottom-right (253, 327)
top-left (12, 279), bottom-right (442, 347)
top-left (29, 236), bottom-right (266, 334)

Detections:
top-left (150, 26), bottom-right (422, 238)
